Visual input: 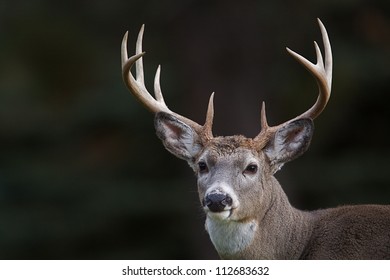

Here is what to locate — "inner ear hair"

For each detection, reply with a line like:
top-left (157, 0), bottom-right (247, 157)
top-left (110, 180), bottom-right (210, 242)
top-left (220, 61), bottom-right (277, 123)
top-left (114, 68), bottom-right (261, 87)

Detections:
top-left (265, 118), bottom-right (314, 172)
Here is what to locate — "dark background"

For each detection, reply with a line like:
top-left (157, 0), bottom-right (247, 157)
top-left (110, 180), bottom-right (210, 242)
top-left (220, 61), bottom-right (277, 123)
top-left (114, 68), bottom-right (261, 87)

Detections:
top-left (0, 0), bottom-right (389, 259)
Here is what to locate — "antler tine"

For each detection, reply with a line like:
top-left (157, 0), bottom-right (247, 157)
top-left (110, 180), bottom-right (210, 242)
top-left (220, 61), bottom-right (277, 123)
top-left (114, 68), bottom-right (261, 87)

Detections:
top-left (154, 65), bottom-right (165, 103)
top-left (202, 93), bottom-right (215, 140)
top-left (121, 25), bottom-right (213, 137)
top-left (135, 25), bottom-right (145, 84)
top-left (260, 101), bottom-right (269, 130)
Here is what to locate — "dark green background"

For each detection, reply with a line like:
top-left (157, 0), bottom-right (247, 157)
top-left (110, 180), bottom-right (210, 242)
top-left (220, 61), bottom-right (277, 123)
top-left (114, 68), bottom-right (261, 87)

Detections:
top-left (0, 0), bottom-right (389, 259)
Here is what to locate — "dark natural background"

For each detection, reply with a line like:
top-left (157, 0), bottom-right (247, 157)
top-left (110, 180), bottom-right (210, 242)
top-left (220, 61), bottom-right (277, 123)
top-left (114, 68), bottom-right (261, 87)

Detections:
top-left (0, 0), bottom-right (389, 259)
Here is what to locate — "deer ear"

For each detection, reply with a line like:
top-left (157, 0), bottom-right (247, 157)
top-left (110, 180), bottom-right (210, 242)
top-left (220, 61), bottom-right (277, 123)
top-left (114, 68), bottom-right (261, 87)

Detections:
top-left (154, 112), bottom-right (203, 165)
top-left (264, 118), bottom-right (314, 173)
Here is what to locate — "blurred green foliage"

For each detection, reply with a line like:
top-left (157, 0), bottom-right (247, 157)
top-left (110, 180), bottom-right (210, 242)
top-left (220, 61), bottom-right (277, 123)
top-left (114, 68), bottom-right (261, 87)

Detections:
top-left (0, 0), bottom-right (389, 259)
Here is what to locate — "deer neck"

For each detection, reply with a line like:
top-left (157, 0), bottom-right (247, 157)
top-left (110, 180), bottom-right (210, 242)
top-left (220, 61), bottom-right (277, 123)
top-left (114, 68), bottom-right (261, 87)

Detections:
top-left (206, 176), bottom-right (315, 259)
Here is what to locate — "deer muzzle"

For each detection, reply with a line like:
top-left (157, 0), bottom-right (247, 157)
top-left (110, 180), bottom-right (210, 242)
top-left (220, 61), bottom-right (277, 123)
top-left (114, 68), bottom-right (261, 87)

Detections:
top-left (203, 192), bottom-right (233, 213)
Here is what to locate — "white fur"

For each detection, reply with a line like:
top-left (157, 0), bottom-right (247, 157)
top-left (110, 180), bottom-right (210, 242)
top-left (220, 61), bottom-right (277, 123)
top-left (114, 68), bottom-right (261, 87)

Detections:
top-left (205, 217), bottom-right (257, 256)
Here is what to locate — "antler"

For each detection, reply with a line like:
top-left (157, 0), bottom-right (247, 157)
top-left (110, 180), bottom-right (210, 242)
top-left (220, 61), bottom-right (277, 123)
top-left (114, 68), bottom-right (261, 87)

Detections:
top-left (121, 25), bottom-right (215, 140)
top-left (255, 19), bottom-right (332, 146)
top-left (122, 20), bottom-right (332, 147)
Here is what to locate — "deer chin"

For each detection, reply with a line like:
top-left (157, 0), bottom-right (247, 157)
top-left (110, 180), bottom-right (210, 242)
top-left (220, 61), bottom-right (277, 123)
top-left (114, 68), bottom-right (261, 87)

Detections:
top-left (205, 207), bottom-right (237, 221)
top-left (206, 210), bottom-right (231, 220)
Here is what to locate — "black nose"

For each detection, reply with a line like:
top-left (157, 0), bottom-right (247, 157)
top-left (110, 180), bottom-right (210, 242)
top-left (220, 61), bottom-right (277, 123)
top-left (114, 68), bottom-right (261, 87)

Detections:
top-left (203, 193), bottom-right (233, 212)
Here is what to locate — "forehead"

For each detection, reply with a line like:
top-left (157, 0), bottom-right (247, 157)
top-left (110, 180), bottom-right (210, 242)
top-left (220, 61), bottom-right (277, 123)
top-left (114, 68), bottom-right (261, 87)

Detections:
top-left (199, 135), bottom-right (259, 160)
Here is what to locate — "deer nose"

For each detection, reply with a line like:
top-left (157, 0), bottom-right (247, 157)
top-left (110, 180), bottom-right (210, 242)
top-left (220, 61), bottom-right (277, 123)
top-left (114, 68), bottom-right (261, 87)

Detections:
top-left (203, 192), bottom-right (233, 212)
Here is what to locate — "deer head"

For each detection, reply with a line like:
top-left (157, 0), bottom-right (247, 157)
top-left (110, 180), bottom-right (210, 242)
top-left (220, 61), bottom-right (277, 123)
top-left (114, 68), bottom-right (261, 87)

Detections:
top-left (121, 19), bottom-right (334, 259)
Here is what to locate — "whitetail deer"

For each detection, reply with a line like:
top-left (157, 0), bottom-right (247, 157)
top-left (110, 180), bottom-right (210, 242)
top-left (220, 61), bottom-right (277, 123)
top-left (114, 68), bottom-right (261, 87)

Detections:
top-left (121, 19), bottom-right (390, 259)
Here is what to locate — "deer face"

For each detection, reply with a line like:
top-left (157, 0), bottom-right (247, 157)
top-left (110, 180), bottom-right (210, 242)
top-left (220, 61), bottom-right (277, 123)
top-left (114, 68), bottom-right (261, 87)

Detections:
top-left (196, 138), bottom-right (266, 221)
top-left (155, 112), bottom-right (314, 222)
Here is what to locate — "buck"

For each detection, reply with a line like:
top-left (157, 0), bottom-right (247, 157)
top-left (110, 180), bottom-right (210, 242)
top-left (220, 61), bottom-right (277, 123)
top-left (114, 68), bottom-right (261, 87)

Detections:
top-left (121, 19), bottom-right (390, 259)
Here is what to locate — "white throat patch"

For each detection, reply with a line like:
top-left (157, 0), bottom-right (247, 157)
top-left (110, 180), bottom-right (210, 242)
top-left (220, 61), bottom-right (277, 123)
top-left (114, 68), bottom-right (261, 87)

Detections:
top-left (205, 217), bottom-right (257, 256)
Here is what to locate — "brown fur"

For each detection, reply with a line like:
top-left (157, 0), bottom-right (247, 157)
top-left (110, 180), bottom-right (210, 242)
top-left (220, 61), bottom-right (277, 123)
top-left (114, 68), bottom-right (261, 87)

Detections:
top-left (301, 205), bottom-right (390, 259)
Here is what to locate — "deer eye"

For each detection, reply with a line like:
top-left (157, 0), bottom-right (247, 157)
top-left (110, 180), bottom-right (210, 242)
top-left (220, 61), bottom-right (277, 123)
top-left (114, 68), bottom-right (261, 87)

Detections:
top-left (198, 161), bottom-right (208, 173)
top-left (244, 164), bottom-right (258, 175)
